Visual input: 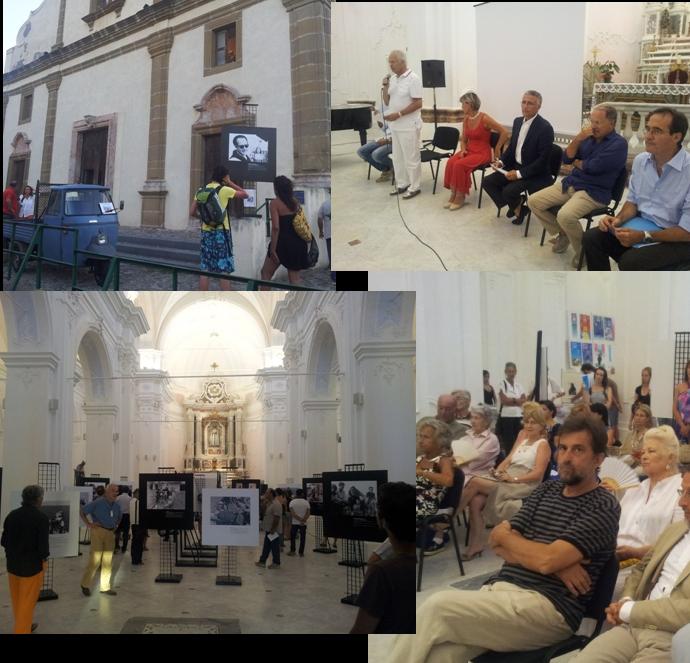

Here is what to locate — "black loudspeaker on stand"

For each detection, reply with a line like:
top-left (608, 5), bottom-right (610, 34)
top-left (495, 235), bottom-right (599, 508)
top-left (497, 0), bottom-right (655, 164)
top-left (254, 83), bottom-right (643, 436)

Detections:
top-left (421, 60), bottom-right (446, 132)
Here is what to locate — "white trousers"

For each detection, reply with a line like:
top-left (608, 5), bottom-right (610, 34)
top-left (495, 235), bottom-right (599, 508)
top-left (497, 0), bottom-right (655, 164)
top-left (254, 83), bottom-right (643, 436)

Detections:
top-left (391, 127), bottom-right (422, 192)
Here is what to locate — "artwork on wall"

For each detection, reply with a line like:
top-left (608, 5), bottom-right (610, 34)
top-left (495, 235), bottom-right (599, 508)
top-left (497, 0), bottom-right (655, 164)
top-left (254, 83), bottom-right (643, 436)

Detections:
top-left (579, 314), bottom-right (591, 341)
top-left (570, 341), bottom-right (583, 368)
top-left (570, 313), bottom-right (578, 339)
top-left (593, 316), bottom-right (604, 339)
top-left (322, 471), bottom-right (387, 542)
top-left (139, 473), bottom-right (194, 530)
top-left (201, 488), bottom-right (259, 547)
top-left (604, 317), bottom-right (615, 341)
top-left (582, 343), bottom-right (593, 366)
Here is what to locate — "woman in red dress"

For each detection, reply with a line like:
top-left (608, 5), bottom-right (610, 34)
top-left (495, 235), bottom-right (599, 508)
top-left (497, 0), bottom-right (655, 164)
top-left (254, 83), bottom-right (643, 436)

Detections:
top-left (443, 92), bottom-right (508, 210)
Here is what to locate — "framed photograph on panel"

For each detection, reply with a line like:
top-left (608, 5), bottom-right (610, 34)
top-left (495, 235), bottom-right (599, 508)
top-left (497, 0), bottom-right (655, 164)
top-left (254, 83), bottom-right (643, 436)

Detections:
top-left (322, 470), bottom-right (388, 542)
top-left (11, 489), bottom-right (80, 558)
top-left (231, 478), bottom-right (261, 490)
top-left (201, 488), bottom-right (259, 547)
top-left (139, 473), bottom-right (194, 530)
top-left (82, 477), bottom-right (110, 501)
top-left (302, 478), bottom-right (324, 516)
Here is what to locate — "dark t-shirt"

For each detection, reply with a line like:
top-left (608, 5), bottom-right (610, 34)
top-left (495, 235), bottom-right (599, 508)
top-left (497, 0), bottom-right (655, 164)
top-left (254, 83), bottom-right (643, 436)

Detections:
top-left (484, 481), bottom-right (620, 631)
top-left (355, 554), bottom-right (415, 633)
top-left (1, 505), bottom-right (50, 577)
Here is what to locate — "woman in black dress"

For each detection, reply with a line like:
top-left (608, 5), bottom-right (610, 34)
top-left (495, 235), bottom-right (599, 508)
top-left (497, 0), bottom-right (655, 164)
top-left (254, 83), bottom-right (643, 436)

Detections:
top-left (260, 176), bottom-right (310, 288)
top-left (631, 366), bottom-right (652, 420)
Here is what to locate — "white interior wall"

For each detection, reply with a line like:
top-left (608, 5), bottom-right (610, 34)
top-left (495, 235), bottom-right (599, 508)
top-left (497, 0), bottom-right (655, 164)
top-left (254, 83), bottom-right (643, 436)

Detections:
top-left (370, 273), bottom-right (690, 423)
top-left (585, 2), bottom-right (644, 84)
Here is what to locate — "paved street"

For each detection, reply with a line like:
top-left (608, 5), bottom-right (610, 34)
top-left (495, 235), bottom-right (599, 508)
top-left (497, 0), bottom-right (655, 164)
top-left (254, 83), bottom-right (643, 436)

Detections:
top-left (3, 225), bottom-right (336, 291)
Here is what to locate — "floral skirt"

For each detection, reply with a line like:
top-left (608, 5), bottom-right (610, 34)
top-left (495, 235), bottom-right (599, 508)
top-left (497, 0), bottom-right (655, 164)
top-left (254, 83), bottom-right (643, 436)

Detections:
top-left (200, 229), bottom-right (234, 274)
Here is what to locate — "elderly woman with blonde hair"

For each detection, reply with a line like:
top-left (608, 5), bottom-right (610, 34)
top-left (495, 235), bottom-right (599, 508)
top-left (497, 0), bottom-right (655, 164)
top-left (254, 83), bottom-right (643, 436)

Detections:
top-left (616, 403), bottom-right (654, 470)
top-left (457, 402), bottom-right (551, 559)
top-left (416, 417), bottom-right (456, 554)
top-left (615, 425), bottom-right (684, 566)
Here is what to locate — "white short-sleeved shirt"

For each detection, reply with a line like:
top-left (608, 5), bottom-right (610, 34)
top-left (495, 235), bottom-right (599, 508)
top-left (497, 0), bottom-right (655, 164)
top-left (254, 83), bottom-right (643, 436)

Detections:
top-left (388, 69), bottom-right (423, 131)
top-left (318, 200), bottom-right (331, 239)
top-left (289, 498), bottom-right (310, 525)
top-left (500, 379), bottom-right (525, 418)
top-left (617, 473), bottom-right (684, 548)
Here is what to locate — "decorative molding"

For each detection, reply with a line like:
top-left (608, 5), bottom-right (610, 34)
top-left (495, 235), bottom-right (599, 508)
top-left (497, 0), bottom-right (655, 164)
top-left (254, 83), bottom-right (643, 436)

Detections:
top-left (0, 352), bottom-right (59, 372)
top-left (302, 399), bottom-right (340, 411)
top-left (374, 361), bottom-right (403, 385)
top-left (82, 404), bottom-right (119, 416)
top-left (353, 340), bottom-right (416, 361)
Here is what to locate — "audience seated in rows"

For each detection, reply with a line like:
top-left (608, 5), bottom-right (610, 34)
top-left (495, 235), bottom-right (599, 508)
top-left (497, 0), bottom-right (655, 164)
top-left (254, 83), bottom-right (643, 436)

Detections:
top-left (457, 401), bottom-right (551, 559)
top-left (450, 389), bottom-right (472, 434)
top-left (616, 403), bottom-right (654, 472)
top-left (391, 414), bottom-right (620, 663)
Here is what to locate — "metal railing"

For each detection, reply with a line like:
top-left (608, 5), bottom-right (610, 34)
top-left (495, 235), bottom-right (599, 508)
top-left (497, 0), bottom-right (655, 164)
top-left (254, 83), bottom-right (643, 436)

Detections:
top-left (4, 220), bottom-right (318, 291)
top-left (4, 220), bottom-right (81, 290)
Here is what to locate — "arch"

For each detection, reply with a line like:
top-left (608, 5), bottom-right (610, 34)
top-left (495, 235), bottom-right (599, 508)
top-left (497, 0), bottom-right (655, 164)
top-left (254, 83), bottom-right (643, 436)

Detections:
top-left (193, 85), bottom-right (251, 128)
top-left (11, 132), bottom-right (32, 154)
top-left (6, 132), bottom-right (32, 190)
top-left (306, 321), bottom-right (340, 398)
top-left (76, 329), bottom-right (114, 402)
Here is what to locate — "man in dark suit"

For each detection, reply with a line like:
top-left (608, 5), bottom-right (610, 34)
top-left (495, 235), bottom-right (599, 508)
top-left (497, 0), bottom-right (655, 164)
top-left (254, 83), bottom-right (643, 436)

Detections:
top-left (482, 91), bottom-right (555, 225)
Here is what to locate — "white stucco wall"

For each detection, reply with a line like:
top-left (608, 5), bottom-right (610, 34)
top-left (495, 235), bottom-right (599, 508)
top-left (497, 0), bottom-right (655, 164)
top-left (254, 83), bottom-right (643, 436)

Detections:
top-left (4, 0), bottom-right (59, 73)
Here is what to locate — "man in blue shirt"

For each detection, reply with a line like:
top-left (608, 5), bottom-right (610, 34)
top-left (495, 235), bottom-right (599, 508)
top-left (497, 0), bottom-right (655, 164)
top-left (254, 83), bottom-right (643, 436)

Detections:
top-left (80, 483), bottom-right (121, 596)
top-left (528, 104), bottom-right (628, 268)
top-left (584, 107), bottom-right (690, 270)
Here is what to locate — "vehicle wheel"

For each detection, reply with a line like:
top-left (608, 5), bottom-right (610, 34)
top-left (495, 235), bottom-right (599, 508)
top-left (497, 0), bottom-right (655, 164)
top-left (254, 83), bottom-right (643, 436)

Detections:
top-left (93, 260), bottom-right (109, 287)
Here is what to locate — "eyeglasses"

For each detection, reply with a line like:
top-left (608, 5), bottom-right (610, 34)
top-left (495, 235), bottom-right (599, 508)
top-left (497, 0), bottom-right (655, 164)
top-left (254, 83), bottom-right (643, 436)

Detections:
top-left (644, 126), bottom-right (669, 136)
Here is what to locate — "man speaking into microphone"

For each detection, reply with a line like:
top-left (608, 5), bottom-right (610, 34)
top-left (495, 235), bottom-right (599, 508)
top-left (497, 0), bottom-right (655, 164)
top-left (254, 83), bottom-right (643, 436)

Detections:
top-left (383, 50), bottom-right (424, 200)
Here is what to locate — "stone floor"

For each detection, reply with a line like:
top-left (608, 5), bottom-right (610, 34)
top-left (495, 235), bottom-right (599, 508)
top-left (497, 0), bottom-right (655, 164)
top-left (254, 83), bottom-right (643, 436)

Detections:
top-left (0, 532), bottom-right (376, 635)
top-left (332, 132), bottom-right (625, 273)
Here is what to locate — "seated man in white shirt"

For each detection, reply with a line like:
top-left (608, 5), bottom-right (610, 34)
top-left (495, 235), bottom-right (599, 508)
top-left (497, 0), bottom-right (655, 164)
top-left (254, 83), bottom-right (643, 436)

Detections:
top-left (574, 469), bottom-right (690, 662)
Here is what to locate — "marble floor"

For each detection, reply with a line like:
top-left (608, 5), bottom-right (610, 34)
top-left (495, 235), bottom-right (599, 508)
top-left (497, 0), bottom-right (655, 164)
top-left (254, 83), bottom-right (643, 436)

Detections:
top-left (332, 131), bottom-right (625, 273)
top-left (0, 531), bottom-right (376, 635)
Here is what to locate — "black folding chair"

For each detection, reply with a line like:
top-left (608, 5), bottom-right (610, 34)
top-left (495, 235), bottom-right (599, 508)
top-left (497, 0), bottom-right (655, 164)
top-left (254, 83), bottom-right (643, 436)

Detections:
top-left (471, 132), bottom-right (500, 208)
top-left (420, 127), bottom-right (460, 194)
top-left (417, 467), bottom-right (465, 592)
top-left (473, 553), bottom-right (620, 662)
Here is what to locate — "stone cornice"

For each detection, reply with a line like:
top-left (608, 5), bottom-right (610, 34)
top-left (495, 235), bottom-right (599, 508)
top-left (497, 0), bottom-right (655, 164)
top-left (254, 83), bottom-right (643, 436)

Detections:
top-left (353, 340), bottom-right (416, 361)
top-left (282, 0), bottom-right (330, 12)
top-left (0, 352), bottom-right (60, 371)
top-left (82, 0), bottom-right (127, 30)
top-left (301, 399), bottom-right (340, 411)
top-left (82, 404), bottom-right (119, 416)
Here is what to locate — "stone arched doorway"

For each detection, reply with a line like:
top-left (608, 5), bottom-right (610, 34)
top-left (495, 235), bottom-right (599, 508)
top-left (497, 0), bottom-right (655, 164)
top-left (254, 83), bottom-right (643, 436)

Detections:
top-left (190, 85), bottom-right (258, 217)
top-left (6, 132), bottom-right (32, 189)
top-left (302, 321), bottom-right (341, 476)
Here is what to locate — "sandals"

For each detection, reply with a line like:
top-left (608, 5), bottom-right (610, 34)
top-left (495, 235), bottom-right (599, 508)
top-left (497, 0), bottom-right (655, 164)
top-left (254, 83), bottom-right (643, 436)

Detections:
top-left (461, 550), bottom-right (483, 561)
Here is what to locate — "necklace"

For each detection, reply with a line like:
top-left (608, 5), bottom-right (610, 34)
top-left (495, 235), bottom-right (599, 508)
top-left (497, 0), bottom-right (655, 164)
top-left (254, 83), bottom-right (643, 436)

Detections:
top-left (467, 112), bottom-right (480, 121)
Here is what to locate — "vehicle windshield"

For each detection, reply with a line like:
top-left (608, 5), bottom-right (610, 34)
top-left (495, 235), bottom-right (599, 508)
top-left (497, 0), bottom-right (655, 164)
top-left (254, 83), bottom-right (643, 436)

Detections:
top-left (63, 189), bottom-right (115, 216)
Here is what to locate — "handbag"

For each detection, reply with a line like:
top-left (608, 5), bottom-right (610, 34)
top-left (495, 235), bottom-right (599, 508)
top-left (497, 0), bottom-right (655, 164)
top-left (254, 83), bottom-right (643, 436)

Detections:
top-left (307, 237), bottom-right (319, 268)
top-left (292, 206), bottom-right (312, 242)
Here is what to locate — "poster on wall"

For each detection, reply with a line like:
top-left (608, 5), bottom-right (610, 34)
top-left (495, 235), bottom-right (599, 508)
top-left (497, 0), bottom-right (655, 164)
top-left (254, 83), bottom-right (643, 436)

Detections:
top-left (11, 489), bottom-right (80, 558)
top-left (139, 473), bottom-right (194, 530)
top-left (82, 477), bottom-right (110, 500)
top-left (201, 488), bottom-right (259, 547)
top-left (593, 342), bottom-right (606, 368)
top-left (302, 478), bottom-right (324, 516)
top-left (593, 316), bottom-right (604, 339)
top-left (322, 471), bottom-right (387, 542)
top-left (221, 126), bottom-right (277, 183)
top-left (582, 343), bottom-right (593, 366)
top-left (604, 317), bottom-right (615, 341)
top-left (569, 341), bottom-right (583, 368)
top-left (569, 312), bottom-right (578, 339)
top-left (579, 314), bottom-right (591, 341)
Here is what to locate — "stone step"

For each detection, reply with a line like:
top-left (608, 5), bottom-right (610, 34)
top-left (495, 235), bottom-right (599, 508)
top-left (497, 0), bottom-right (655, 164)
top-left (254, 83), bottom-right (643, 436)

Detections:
top-left (118, 233), bottom-right (199, 251)
top-left (116, 242), bottom-right (199, 267)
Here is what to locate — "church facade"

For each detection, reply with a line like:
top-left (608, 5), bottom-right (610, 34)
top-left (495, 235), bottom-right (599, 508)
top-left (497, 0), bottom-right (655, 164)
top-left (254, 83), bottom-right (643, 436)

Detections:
top-left (3, 0), bottom-right (330, 273)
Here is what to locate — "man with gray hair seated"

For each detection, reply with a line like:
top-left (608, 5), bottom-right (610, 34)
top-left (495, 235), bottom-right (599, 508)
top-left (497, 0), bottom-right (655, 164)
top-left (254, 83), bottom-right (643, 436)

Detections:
top-left (382, 49), bottom-right (423, 200)
top-left (436, 394), bottom-right (467, 442)
top-left (528, 103), bottom-right (628, 269)
top-left (451, 389), bottom-right (472, 437)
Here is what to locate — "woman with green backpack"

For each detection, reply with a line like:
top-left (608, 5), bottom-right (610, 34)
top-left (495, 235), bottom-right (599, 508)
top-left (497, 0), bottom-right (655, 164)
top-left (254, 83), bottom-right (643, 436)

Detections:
top-left (190, 165), bottom-right (248, 290)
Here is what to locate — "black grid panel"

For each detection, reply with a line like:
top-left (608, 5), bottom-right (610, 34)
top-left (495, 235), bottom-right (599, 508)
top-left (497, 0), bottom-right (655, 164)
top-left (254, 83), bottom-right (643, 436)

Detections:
top-left (674, 333), bottom-right (690, 385)
top-left (37, 462), bottom-right (60, 601)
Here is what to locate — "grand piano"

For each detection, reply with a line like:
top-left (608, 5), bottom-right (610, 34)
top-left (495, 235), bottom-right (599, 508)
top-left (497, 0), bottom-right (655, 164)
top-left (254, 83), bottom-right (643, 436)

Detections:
top-left (331, 103), bottom-right (373, 146)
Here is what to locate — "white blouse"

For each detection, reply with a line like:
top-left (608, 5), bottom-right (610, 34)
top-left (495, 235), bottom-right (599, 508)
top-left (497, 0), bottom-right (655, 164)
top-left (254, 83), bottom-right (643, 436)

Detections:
top-left (509, 437), bottom-right (547, 472)
top-left (617, 473), bottom-right (684, 548)
top-left (500, 379), bottom-right (525, 418)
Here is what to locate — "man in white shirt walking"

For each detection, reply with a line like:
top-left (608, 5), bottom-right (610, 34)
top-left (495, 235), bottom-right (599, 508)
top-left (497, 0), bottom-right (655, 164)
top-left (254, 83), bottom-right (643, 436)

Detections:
top-left (287, 489), bottom-right (311, 557)
top-left (383, 50), bottom-right (423, 199)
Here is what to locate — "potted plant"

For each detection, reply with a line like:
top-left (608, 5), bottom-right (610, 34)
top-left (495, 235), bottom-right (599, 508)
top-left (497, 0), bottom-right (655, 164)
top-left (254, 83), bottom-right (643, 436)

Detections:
top-left (598, 60), bottom-right (620, 83)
